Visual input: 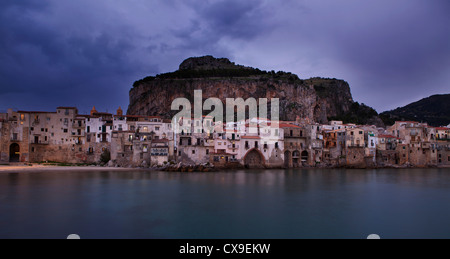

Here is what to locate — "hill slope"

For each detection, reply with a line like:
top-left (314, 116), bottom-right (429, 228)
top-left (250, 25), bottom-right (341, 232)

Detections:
top-left (128, 56), bottom-right (383, 126)
top-left (380, 94), bottom-right (450, 127)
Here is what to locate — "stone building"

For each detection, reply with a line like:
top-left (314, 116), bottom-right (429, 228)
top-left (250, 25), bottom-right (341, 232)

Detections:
top-left (283, 124), bottom-right (308, 168)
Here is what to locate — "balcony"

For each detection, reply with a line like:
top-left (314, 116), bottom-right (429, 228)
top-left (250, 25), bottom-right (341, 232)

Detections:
top-left (31, 140), bottom-right (49, 145)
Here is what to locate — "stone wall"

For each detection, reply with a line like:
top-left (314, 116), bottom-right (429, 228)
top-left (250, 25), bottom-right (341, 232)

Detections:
top-left (345, 147), bottom-right (366, 168)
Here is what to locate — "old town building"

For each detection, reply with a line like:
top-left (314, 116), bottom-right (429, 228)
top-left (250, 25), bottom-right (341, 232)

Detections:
top-left (1, 106), bottom-right (449, 169)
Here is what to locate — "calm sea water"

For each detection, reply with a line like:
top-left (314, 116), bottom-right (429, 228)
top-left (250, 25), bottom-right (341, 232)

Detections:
top-left (0, 168), bottom-right (449, 239)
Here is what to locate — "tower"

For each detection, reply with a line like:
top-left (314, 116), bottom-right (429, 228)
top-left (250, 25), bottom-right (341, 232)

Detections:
top-left (117, 107), bottom-right (123, 116)
top-left (90, 106), bottom-right (98, 116)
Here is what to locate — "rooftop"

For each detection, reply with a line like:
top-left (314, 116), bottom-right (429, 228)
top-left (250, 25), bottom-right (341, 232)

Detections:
top-left (18, 111), bottom-right (57, 114)
top-left (57, 107), bottom-right (78, 110)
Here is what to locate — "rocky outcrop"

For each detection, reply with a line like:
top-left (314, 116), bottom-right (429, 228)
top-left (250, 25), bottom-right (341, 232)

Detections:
top-left (158, 162), bottom-right (216, 172)
top-left (128, 56), bottom-right (381, 125)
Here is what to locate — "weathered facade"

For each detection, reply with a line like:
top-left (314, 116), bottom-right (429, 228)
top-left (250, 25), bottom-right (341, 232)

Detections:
top-left (1, 105), bottom-right (449, 169)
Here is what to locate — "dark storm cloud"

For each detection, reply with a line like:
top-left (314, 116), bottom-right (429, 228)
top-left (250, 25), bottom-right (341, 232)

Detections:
top-left (0, 0), bottom-right (154, 112)
top-left (0, 0), bottom-right (448, 114)
top-left (198, 0), bottom-right (271, 39)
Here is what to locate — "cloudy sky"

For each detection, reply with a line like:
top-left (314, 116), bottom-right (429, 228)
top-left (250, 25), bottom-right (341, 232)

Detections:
top-left (1, 0), bottom-right (449, 114)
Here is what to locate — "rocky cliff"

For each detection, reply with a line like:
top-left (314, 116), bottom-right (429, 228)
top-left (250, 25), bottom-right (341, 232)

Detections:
top-left (128, 56), bottom-right (383, 126)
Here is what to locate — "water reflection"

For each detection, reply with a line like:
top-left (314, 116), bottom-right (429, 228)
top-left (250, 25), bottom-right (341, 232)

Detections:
top-left (0, 168), bottom-right (449, 239)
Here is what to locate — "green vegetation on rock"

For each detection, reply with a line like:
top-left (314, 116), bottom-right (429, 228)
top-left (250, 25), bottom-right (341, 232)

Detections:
top-left (329, 102), bottom-right (379, 125)
top-left (381, 94), bottom-right (450, 127)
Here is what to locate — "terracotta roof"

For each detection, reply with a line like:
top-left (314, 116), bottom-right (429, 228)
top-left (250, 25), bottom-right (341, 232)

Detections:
top-left (278, 123), bottom-right (302, 129)
top-left (435, 127), bottom-right (449, 130)
top-left (93, 112), bottom-right (112, 116)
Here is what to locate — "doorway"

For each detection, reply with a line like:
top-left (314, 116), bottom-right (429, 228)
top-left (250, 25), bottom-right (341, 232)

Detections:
top-left (9, 143), bottom-right (20, 162)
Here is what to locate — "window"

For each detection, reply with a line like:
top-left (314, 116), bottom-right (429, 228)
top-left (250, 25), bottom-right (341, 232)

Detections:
top-left (63, 129), bottom-right (68, 133)
top-left (192, 150), bottom-right (195, 155)
top-left (206, 149), bottom-right (209, 155)
top-left (155, 127), bottom-right (160, 131)
top-left (359, 131), bottom-right (363, 135)
top-left (87, 126), bottom-right (90, 133)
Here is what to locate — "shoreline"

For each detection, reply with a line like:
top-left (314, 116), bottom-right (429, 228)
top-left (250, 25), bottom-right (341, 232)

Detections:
top-left (0, 164), bottom-right (448, 173)
top-left (0, 164), bottom-right (140, 173)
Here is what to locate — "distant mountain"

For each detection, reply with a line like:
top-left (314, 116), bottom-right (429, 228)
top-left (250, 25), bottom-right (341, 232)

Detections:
top-left (380, 94), bottom-right (450, 127)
